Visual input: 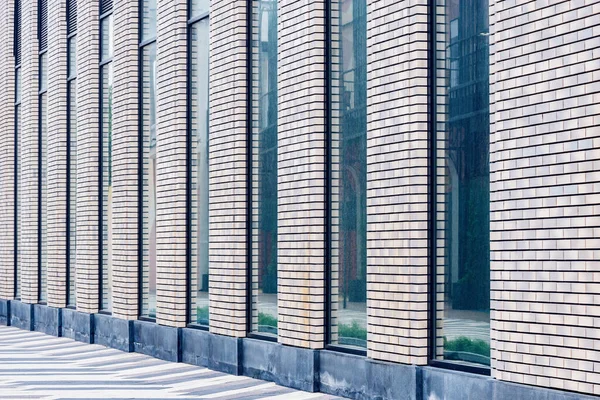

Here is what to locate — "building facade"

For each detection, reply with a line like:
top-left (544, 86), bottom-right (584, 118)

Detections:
top-left (0, 0), bottom-right (598, 399)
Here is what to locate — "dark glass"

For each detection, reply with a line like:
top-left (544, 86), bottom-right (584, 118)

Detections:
top-left (189, 19), bottom-right (209, 326)
top-left (101, 61), bottom-right (113, 311)
top-left (68, 79), bottom-right (77, 307)
top-left (141, 0), bottom-right (157, 41)
top-left (435, 0), bottom-right (491, 367)
top-left (141, 42), bottom-right (157, 318)
top-left (251, 0), bottom-right (278, 336)
top-left (329, 0), bottom-right (367, 349)
top-left (40, 84), bottom-right (48, 303)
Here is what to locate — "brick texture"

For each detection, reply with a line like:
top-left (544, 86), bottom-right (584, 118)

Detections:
top-left (209, 0), bottom-right (249, 337)
top-left (0, 0), bottom-right (15, 300)
top-left (75, 0), bottom-right (100, 313)
top-left (277, 0), bottom-right (327, 349)
top-left (111, 0), bottom-right (139, 320)
top-left (489, 0), bottom-right (600, 396)
top-left (155, 0), bottom-right (187, 327)
top-left (365, 0), bottom-right (430, 365)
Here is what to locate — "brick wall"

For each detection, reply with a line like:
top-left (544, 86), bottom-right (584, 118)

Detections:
top-left (46, 0), bottom-right (68, 308)
top-left (0, 0), bottom-right (15, 300)
top-left (208, 0), bottom-right (249, 337)
top-left (155, 0), bottom-right (188, 327)
top-left (490, 0), bottom-right (600, 396)
top-left (365, 0), bottom-right (430, 365)
top-left (277, 0), bottom-right (327, 349)
top-left (75, 0), bottom-right (100, 313)
top-left (111, 0), bottom-right (139, 320)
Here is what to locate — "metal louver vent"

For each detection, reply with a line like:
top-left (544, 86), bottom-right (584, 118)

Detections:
top-left (14, 0), bottom-right (21, 65)
top-left (100, 0), bottom-right (113, 15)
top-left (67, 0), bottom-right (77, 34)
top-left (39, 0), bottom-right (48, 51)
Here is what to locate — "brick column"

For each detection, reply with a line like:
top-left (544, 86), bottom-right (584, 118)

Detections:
top-left (366, 0), bottom-right (430, 365)
top-left (277, 0), bottom-right (327, 349)
top-left (155, 0), bottom-right (188, 327)
top-left (111, 0), bottom-right (139, 320)
top-left (0, 0), bottom-right (16, 300)
top-left (209, 0), bottom-right (250, 337)
top-left (75, 0), bottom-right (100, 313)
top-left (20, 0), bottom-right (40, 304)
top-left (46, 0), bottom-right (68, 308)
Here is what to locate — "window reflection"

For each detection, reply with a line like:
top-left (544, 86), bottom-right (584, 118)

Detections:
top-left (328, 0), bottom-right (367, 350)
top-left (435, 0), bottom-right (491, 367)
top-left (251, 0), bottom-right (278, 336)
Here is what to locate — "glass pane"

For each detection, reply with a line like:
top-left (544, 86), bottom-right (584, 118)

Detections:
top-left (15, 68), bottom-right (21, 103)
top-left (68, 79), bottom-right (77, 307)
top-left (191, 0), bottom-right (209, 18)
top-left (101, 62), bottom-right (113, 311)
top-left (141, 43), bottom-right (157, 318)
top-left (141, 0), bottom-right (157, 42)
top-left (100, 15), bottom-right (113, 61)
top-left (435, 0), bottom-right (491, 367)
top-left (251, 0), bottom-right (278, 336)
top-left (189, 19), bottom-right (210, 326)
top-left (39, 52), bottom-right (47, 92)
top-left (68, 36), bottom-right (76, 78)
top-left (15, 104), bottom-right (21, 299)
top-left (329, 0), bottom-right (367, 349)
top-left (40, 91), bottom-right (47, 303)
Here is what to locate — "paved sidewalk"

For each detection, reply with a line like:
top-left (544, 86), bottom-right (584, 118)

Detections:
top-left (0, 325), bottom-right (343, 400)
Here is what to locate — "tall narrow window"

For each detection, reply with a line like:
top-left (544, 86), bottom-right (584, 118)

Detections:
top-left (39, 0), bottom-right (48, 303)
top-left (67, 0), bottom-right (77, 307)
top-left (188, 0), bottom-right (209, 326)
top-left (251, 0), bottom-right (278, 337)
top-left (434, 0), bottom-right (491, 368)
top-left (14, 0), bottom-right (21, 300)
top-left (140, 0), bottom-right (157, 319)
top-left (329, 0), bottom-right (368, 349)
top-left (100, 0), bottom-right (113, 311)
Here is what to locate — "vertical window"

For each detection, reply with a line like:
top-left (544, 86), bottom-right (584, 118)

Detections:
top-left (251, 0), bottom-right (278, 337)
top-left (14, 0), bottom-right (21, 299)
top-left (187, 0), bottom-right (209, 326)
top-left (39, 0), bottom-right (48, 303)
top-left (67, 0), bottom-right (77, 307)
top-left (329, 0), bottom-right (368, 349)
top-left (434, 0), bottom-right (490, 368)
top-left (140, 0), bottom-right (157, 319)
top-left (100, 1), bottom-right (113, 311)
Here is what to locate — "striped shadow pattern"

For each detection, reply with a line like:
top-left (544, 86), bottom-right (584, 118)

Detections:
top-left (0, 325), bottom-right (344, 400)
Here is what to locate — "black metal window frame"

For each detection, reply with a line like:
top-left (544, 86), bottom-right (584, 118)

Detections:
top-left (185, 3), bottom-right (209, 330)
top-left (37, 0), bottom-right (48, 305)
top-left (98, 4), bottom-right (113, 314)
top-left (66, 0), bottom-right (77, 308)
top-left (14, 0), bottom-right (21, 300)
top-left (426, 0), bottom-right (490, 376)
top-left (137, 0), bottom-right (157, 322)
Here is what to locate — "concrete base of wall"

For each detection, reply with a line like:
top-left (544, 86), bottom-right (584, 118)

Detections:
top-left (133, 319), bottom-right (180, 362)
top-left (242, 338), bottom-right (318, 392)
top-left (319, 350), bottom-right (419, 400)
top-left (94, 313), bottom-right (133, 352)
top-left (9, 300), bottom-right (33, 331)
top-left (181, 327), bottom-right (241, 375)
top-left (2, 311), bottom-right (598, 400)
top-left (0, 299), bottom-right (10, 325)
top-left (60, 308), bottom-right (93, 343)
top-left (32, 304), bottom-right (61, 336)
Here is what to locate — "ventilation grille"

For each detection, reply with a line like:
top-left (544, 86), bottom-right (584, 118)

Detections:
top-left (100, 0), bottom-right (113, 15)
top-left (14, 0), bottom-right (21, 65)
top-left (67, 0), bottom-right (77, 34)
top-left (39, 0), bottom-right (48, 51)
